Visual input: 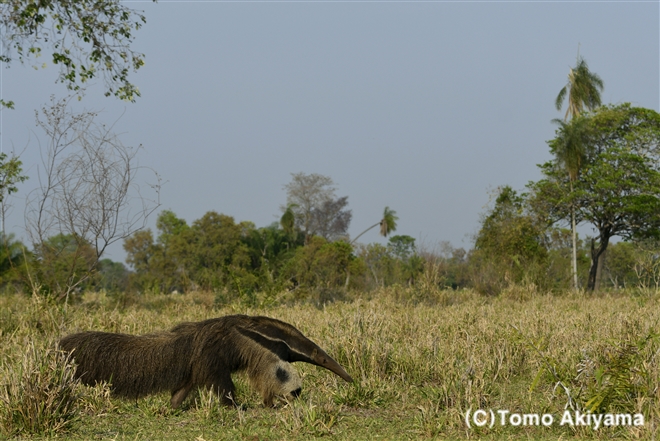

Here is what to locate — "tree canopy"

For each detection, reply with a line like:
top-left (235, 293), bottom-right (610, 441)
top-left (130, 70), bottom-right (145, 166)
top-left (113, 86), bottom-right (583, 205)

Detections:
top-left (1, 0), bottom-right (151, 104)
top-left (555, 55), bottom-right (604, 121)
top-left (531, 104), bottom-right (660, 290)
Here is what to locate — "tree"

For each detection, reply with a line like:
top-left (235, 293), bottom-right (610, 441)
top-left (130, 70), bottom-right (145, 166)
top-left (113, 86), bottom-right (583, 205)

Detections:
top-left (123, 229), bottom-right (156, 275)
top-left (280, 204), bottom-right (298, 243)
top-left (0, 154), bottom-right (29, 286)
top-left (283, 173), bottom-right (351, 242)
top-left (350, 206), bottom-right (398, 245)
top-left (0, 232), bottom-right (29, 289)
top-left (532, 104), bottom-right (660, 291)
top-left (25, 96), bottom-right (160, 300)
top-left (473, 186), bottom-right (547, 291)
top-left (356, 243), bottom-right (393, 288)
top-left (180, 212), bottom-right (253, 292)
top-left (123, 211), bottom-right (189, 294)
top-left (33, 233), bottom-right (98, 295)
top-left (310, 196), bottom-right (352, 241)
top-left (242, 222), bottom-right (304, 290)
top-left (97, 258), bottom-right (129, 293)
top-left (555, 55), bottom-right (604, 121)
top-left (284, 236), bottom-right (363, 294)
top-left (1, 0), bottom-right (151, 105)
top-left (388, 235), bottom-right (416, 260)
top-left (550, 116), bottom-right (592, 289)
top-left (0, 153), bottom-right (28, 236)
top-left (388, 235), bottom-right (424, 286)
top-left (554, 54), bottom-right (604, 290)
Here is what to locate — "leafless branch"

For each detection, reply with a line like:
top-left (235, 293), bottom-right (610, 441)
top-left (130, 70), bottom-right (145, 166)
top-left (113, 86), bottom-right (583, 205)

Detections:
top-left (25, 95), bottom-right (160, 301)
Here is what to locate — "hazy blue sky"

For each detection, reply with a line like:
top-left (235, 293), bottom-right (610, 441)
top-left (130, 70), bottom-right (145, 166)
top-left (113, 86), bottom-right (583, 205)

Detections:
top-left (2, 1), bottom-right (659, 262)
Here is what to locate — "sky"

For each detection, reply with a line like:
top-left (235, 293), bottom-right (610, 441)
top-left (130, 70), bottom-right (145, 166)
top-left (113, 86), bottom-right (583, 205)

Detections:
top-left (1, 0), bottom-right (659, 263)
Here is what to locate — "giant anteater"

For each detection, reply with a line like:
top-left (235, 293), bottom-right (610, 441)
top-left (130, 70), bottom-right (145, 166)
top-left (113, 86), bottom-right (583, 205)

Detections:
top-left (59, 315), bottom-right (353, 407)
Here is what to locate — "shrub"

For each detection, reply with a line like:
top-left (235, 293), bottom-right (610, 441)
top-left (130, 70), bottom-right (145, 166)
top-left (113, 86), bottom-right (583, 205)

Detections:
top-left (0, 342), bottom-right (81, 437)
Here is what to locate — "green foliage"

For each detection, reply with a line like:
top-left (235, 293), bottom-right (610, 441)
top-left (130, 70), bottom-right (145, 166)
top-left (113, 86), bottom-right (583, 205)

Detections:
top-left (0, 152), bottom-right (28, 204)
top-left (355, 239), bottom-right (427, 290)
top-left (0, 233), bottom-right (29, 289)
top-left (387, 235), bottom-right (424, 285)
top-left (603, 240), bottom-right (660, 292)
top-left (284, 236), bottom-right (364, 298)
top-left (280, 204), bottom-right (298, 241)
top-left (532, 104), bottom-right (660, 290)
top-left (182, 212), bottom-right (251, 291)
top-left (472, 186), bottom-right (547, 293)
top-left (123, 210), bottom-right (191, 294)
top-left (602, 242), bottom-right (637, 289)
top-left (96, 258), bottom-right (129, 293)
top-left (583, 332), bottom-right (658, 414)
top-left (240, 222), bottom-right (304, 295)
top-left (550, 115), bottom-right (593, 182)
top-left (124, 211), bottom-right (252, 294)
top-left (475, 186), bottom-right (546, 261)
top-left (388, 235), bottom-right (416, 260)
top-left (123, 229), bottom-right (162, 291)
top-left (380, 206), bottom-right (398, 237)
top-left (32, 233), bottom-right (98, 299)
top-left (555, 55), bottom-right (604, 121)
top-left (156, 209), bottom-right (189, 246)
top-left (1, 0), bottom-right (149, 101)
top-left (357, 243), bottom-right (393, 288)
top-left (0, 154), bottom-right (29, 290)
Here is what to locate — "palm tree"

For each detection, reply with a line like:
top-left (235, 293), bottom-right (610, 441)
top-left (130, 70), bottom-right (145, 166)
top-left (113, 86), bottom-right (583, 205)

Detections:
top-left (554, 54), bottom-right (603, 290)
top-left (350, 207), bottom-right (398, 245)
top-left (555, 56), bottom-right (604, 121)
top-left (345, 206), bottom-right (398, 289)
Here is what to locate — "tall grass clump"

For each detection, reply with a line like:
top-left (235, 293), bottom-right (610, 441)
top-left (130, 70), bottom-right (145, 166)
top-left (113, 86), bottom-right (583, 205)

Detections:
top-left (582, 331), bottom-right (659, 415)
top-left (0, 341), bottom-right (81, 437)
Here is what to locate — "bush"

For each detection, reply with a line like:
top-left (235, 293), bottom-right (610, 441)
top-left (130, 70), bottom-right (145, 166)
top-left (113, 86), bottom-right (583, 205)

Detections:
top-left (0, 342), bottom-right (82, 437)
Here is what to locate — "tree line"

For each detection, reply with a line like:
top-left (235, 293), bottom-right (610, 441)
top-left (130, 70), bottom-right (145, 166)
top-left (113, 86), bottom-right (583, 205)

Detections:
top-left (1, 98), bottom-right (659, 300)
top-left (1, 3), bottom-right (659, 300)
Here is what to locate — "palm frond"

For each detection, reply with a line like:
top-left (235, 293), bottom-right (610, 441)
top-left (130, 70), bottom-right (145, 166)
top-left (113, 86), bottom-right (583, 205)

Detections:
top-left (379, 207), bottom-right (398, 237)
top-left (556, 55), bottom-right (604, 121)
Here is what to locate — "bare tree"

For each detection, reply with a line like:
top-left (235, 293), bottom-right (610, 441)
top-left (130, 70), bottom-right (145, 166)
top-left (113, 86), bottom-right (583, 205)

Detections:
top-left (283, 172), bottom-right (351, 242)
top-left (310, 196), bottom-right (352, 242)
top-left (25, 96), bottom-right (160, 300)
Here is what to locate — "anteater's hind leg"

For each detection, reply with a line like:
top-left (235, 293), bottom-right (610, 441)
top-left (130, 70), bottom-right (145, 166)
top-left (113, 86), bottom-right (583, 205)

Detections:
top-left (170, 383), bottom-right (194, 408)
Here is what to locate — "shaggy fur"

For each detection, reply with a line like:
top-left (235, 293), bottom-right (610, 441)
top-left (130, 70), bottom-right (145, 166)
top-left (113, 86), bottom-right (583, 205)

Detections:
top-left (59, 315), bottom-right (353, 408)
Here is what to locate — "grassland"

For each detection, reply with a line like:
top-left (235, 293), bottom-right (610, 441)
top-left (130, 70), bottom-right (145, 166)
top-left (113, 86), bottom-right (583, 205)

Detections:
top-left (1, 286), bottom-right (659, 440)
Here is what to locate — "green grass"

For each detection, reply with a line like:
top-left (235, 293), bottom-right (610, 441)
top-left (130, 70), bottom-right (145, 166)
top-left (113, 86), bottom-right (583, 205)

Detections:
top-left (0, 287), bottom-right (659, 440)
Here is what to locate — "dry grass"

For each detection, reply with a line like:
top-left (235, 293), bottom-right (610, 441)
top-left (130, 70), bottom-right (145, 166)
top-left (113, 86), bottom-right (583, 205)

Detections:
top-left (0, 287), bottom-right (658, 439)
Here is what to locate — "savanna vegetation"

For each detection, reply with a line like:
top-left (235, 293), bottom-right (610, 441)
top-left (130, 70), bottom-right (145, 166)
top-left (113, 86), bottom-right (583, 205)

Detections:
top-left (0, 288), bottom-right (658, 440)
top-left (0, 7), bottom-right (659, 438)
